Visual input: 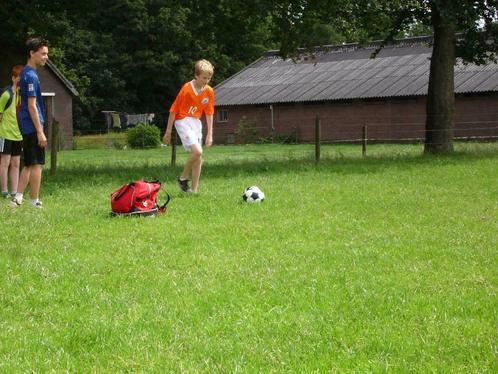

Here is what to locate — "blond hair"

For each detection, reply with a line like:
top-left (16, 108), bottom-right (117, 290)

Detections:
top-left (195, 59), bottom-right (214, 76)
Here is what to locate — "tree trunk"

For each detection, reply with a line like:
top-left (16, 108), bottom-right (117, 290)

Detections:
top-left (424, 3), bottom-right (456, 154)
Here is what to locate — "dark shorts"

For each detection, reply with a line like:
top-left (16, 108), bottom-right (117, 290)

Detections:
top-left (0, 137), bottom-right (23, 156)
top-left (23, 133), bottom-right (45, 166)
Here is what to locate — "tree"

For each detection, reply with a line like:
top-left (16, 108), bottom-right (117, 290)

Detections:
top-left (423, 0), bottom-right (497, 153)
top-left (0, 0), bottom-right (274, 132)
top-left (268, 0), bottom-right (498, 154)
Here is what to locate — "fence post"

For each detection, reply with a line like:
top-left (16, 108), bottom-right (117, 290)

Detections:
top-left (315, 116), bottom-right (321, 163)
top-left (362, 124), bottom-right (368, 157)
top-left (171, 128), bottom-right (177, 167)
top-left (50, 121), bottom-right (59, 176)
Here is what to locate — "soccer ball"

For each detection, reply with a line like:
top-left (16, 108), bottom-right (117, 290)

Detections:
top-left (242, 186), bottom-right (265, 203)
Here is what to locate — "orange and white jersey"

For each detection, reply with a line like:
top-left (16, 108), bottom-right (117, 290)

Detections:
top-left (169, 81), bottom-right (215, 120)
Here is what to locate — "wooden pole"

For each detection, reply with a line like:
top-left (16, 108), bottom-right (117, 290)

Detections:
top-left (362, 124), bottom-right (368, 156)
top-left (171, 127), bottom-right (177, 167)
top-left (42, 95), bottom-right (57, 176)
top-left (50, 121), bottom-right (59, 176)
top-left (315, 116), bottom-right (321, 163)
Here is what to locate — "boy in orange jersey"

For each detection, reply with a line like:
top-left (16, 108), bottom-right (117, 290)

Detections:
top-left (162, 59), bottom-right (215, 193)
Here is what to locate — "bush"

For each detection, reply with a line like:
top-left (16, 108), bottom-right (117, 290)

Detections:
top-left (275, 132), bottom-right (298, 144)
top-left (235, 116), bottom-right (259, 144)
top-left (127, 123), bottom-right (160, 149)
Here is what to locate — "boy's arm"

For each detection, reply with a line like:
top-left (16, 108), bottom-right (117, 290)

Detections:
top-left (28, 97), bottom-right (47, 148)
top-left (162, 112), bottom-right (176, 145)
top-left (205, 114), bottom-right (213, 147)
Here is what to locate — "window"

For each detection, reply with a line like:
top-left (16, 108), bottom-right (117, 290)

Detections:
top-left (217, 110), bottom-right (228, 123)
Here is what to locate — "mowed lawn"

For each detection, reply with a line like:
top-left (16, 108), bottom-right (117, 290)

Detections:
top-left (1, 143), bottom-right (497, 372)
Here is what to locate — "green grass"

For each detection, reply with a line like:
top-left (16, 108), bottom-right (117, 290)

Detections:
top-left (1, 143), bottom-right (497, 372)
top-left (73, 132), bottom-right (127, 150)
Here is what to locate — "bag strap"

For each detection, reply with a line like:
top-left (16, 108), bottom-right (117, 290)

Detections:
top-left (113, 182), bottom-right (134, 201)
top-left (0, 86), bottom-right (13, 112)
top-left (5, 87), bottom-right (13, 111)
top-left (158, 192), bottom-right (171, 214)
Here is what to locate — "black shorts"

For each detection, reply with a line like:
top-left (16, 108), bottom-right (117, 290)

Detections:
top-left (23, 133), bottom-right (45, 166)
top-left (0, 137), bottom-right (23, 156)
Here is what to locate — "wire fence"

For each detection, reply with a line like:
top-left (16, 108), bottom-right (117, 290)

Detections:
top-left (225, 122), bottom-right (498, 145)
top-left (42, 115), bottom-right (497, 176)
top-left (71, 120), bottom-right (498, 148)
top-left (73, 110), bottom-right (498, 149)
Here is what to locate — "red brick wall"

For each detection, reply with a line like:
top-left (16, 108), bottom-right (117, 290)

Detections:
top-left (38, 67), bottom-right (74, 149)
top-left (214, 94), bottom-right (498, 143)
top-left (454, 95), bottom-right (498, 139)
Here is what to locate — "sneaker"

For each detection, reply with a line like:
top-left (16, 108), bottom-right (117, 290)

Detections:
top-left (2, 192), bottom-right (10, 198)
top-left (9, 197), bottom-right (22, 208)
top-left (31, 200), bottom-right (43, 208)
top-left (177, 176), bottom-right (191, 192)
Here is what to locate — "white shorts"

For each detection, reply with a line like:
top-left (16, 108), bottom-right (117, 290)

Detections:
top-left (174, 117), bottom-right (202, 151)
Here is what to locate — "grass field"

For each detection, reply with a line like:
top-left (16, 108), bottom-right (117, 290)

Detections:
top-left (73, 132), bottom-right (127, 150)
top-left (1, 143), bottom-right (497, 372)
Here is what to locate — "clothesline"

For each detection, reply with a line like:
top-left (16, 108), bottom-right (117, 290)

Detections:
top-left (102, 111), bottom-right (155, 129)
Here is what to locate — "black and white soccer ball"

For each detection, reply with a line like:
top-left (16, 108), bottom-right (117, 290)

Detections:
top-left (242, 186), bottom-right (265, 203)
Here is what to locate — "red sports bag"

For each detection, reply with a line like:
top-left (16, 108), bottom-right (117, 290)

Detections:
top-left (111, 180), bottom-right (170, 216)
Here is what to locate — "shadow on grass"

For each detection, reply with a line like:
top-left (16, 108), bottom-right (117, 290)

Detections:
top-left (44, 146), bottom-right (498, 190)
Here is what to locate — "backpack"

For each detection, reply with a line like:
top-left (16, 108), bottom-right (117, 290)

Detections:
top-left (111, 180), bottom-right (170, 217)
top-left (0, 86), bottom-right (14, 112)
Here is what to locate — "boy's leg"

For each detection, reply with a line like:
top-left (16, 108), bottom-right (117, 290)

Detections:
top-left (188, 144), bottom-right (203, 193)
top-left (175, 118), bottom-right (203, 192)
top-left (28, 164), bottom-right (43, 200)
top-left (10, 165), bottom-right (30, 206)
top-left (17, 165), bottom-right (31, 196)
top-left (17, 133), bottom-right (45, 204)
top-left (179, 152), bottom-right (193, 181)
top-left (179, 145), bottom-right (202, 191)
top-left (8, 155), bottom-right (20, 194)
top-left (0, 154), bottom-right (11, 194)
top-left (180, 144), bottom-right (202, 179)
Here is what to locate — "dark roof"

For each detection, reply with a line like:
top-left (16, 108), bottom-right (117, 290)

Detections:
top-left (215, 36), bottom-right (498, 106)
top-left (46, 60), bottom-right (79, 96)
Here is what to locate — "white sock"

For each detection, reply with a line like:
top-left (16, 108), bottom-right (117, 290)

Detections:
top-left (15, 193), bottom-right (23, 202)
top-left (30, 198), bottom-right (39, 205)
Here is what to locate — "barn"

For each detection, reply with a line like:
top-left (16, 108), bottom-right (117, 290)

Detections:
top-left (38, 60), bottom-right (79, 149)
top-left (213, 36), bottom-right (498, 144)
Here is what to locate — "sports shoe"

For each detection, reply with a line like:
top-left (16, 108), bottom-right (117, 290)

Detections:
top-left (9, 197), bottom-right (22, 208)
top-left (30, 200), bottom-right (43, 208)
top-left (177, 176), bottom-right (191, 192)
